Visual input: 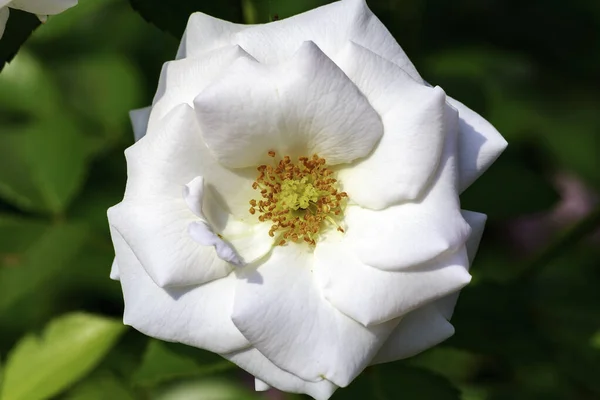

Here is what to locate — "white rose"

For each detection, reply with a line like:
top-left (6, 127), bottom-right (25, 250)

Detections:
top-left (108, 0), bottom-right (507, 398)
top-left (0, 0), bottom-right (77, 40)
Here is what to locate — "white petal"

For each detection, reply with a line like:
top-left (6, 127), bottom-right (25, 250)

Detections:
top-left (129, 106), bottom-right (151, 142)
top-left (218, 218), bottom-right (274, 266)
top-left (180, 0), bottom-right (421, 81)
top-left (449, 97), bottom-right (508, 192)
top-left (254, 378), bottom-right (270, 392)
top-left (195, 41), bottom-right (382, 169)
top-left (184, 175), bottom-right (272, 267)
top-left (124, 104), bottom-right (258, 220)
top-left (149, 45), bottom-right (254, 128)
top-left (371, 304), bottom-right (455, 364)
top-left (175, 13), bottom-right (245, 61)
top-left (183, 175), bottom-right (206, 219)
top-left (108, 198), bottom-right (233, 287)
top-left (343, 118), bottom-right (471, 270)
top-left (314, 237), bottom-right (471, 326)
top-left (110, 227), bottom-right (249, 354)
top-left (8, 0), bottom-right (76, 15)
top-left (189, 221), bottom-right (243, 267)
top-left (224, 348), bottom-right (338, 400)
top-left (0, 7), bottom-right (8, 40)
top-left (109, 258), bottom-right (119, 281)
top-left (231, 243), bottom-right (397, 387)
top-left (435, 210), bottom-right (487, 320)
top-left (334, 43), bottom-right (448, 208)
top-left (461, 210), bottom-right (488, 264)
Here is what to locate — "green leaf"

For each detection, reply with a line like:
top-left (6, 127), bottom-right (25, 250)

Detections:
top-left (0, 10), bottom-right (40, 71)
top-left (61, 54), bottom-right (143, 137)
top-left (132, 340), bottom-right (233, 387)
top-left (333, 363), bottom-right (460, 400)
top-left (129, 0), bottom-right (244, 37)
top-left (0, 116), bottom-right (91, 214)
top-left (155, 379), bottom-right (261, 400)
top-left (0, 51), bottom-right (61, 117)
top-left (32, 0), bottom-right (116, 42)
top-left (0, 313), bottom-right (127, 400)
top-left (0, 217), bottom-right (88, 312)
top-left (65, 370), bottom-right (135, 400)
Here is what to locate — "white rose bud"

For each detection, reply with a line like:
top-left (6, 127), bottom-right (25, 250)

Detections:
top-left (0, 0), bottom-right (77, 39)
top-left (108, 0), bottom-right (507, 398)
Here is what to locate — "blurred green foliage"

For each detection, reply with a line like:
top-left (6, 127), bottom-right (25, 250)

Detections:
top-left (0, 0), bottom-right (598, 399)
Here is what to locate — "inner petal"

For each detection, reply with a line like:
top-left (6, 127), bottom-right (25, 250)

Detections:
top-left (194, 41), bottom-right (383, 169)
top-left (184, 175), bottom-right (274, 267)
top-left (333, 43), bottom-right (448, 209)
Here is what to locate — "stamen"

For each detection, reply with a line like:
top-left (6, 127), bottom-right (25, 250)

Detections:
top-left (249, 151), bottom-right (348, 246)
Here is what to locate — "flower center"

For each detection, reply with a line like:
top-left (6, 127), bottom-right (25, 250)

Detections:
top-left (249, 151), bottom-right (348, 246)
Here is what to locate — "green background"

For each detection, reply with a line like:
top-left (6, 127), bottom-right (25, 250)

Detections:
top-left (0, 0), bottom-right (599, 399)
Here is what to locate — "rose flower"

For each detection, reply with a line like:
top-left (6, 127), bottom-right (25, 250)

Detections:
top-left (108, 0), bottom-right (507, 398)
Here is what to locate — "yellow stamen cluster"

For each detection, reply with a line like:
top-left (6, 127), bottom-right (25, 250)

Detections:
top-left (249, 151), bottom-right (348, 246)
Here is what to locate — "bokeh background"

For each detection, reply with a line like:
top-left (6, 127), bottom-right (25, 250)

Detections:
top-left (0, 0), bottom-right (598, 399)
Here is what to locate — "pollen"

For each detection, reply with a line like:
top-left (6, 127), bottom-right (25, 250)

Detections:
top-left (249, 152), bottom-right (348, 246)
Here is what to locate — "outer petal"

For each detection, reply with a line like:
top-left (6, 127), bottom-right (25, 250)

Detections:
top-left (112, 106), bottom-right (272, 286)
top-left (110, 227), bottom-right (249, 354)
top-left (371, 304), bottom-right (455, 365)
top-left (224, 348), bottom-right (338, 400)
top-left (370, 211), bottom-right (487, 364)
top-left (124, 104), bottom-right (259, 221)
top-left (178, 0), bottom-right (420, 81)
top-left (109, 258), bottom-right (119, 281)
top-left (436, 210), bottom-right (487, 320)
top-left (449, 97), bottom-right (508, 192)
top-left (0, 7), bottom-right (8, 40)
top-left (129, 106), bottom-right (151, 142)
top-left (108, 198), bottom-right (234, 288)
top-left (194, 41), bottom-right (383, 168)
top-left (8, 0), bottom-right (76, 15)
top-left (254, 379), bottom-right (270, 392)
top-left (314, 237), bottom-right (471, 326)
top-left (231, 243), bottom-right (397, 387)
top-left (334, 43), bottom-right (447, 208)
top-left (343, 114), bottom-right (471, 270)
top-left (149, 45), bottom-right (254, 129)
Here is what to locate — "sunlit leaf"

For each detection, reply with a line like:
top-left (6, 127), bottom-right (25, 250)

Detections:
top-left (155, 379), bottom-right (261, 400)
top-left (0, 313), bottom-right (126, 400)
